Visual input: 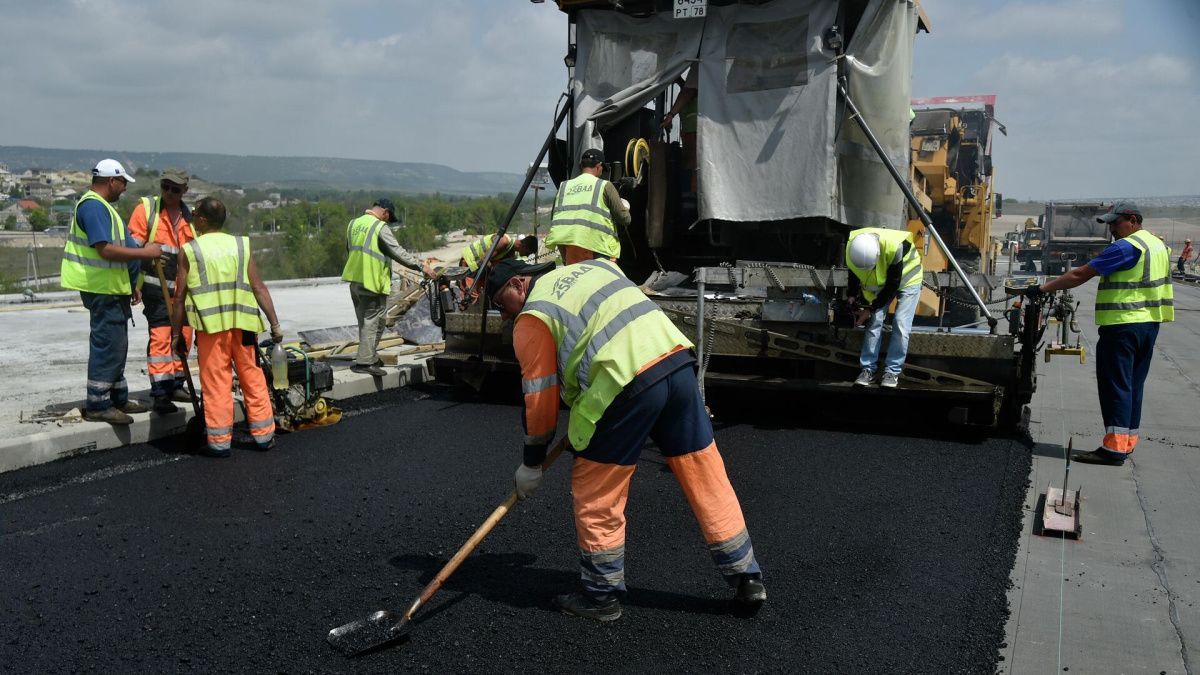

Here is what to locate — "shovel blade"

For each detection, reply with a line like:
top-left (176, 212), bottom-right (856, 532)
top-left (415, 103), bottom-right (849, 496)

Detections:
top-left (326, 610), bottom-right (411, 657)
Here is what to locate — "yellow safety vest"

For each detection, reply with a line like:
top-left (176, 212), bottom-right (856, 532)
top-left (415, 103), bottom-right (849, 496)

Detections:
top-left (183, 232), bottom-right (265, 334)
top-left (1095, 229), bottom-right (1174, 326)
top-left (60, 191), bottom-right (131, 295)
top-left (520, 258), bottom-right (692, 450)
top-left (341, 214), bottom-right (391, 295)
top-left (136, 196), bottom-right (196, 290)
top-left (545, 173), bottom-right (621, 259)
top-left (461, 234), bottom-right (515, 272)
top-left (846, 227), bottom-right (923, 303)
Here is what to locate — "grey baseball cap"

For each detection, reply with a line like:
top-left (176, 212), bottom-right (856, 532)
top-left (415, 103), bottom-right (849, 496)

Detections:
top-left (159, 167), bottom-right (189, 185)
top-left (1097, 201), bottom-right (1141, 223)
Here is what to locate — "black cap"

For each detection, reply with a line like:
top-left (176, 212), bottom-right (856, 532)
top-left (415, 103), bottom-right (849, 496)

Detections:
top-left (1097, 201), bottom-right (1141, 224)
top-left (581, 148), bottom-right (604, 165)
top-left (373, 198), bottom-right (399, 223)
top-left (485, 258), bottom-right (555, 302)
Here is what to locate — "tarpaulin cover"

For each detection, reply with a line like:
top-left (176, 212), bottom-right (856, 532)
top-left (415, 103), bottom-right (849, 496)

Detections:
top-left (573, 0), bottom-right (917, 229)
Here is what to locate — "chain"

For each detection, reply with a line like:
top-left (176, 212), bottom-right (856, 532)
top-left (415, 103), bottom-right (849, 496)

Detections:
top-left (921, 279), bottom-right (1010, 309)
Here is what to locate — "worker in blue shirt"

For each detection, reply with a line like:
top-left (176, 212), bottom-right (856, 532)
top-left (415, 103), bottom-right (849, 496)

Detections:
top-left (60, 160), bottom-right (165, 424)
top-left (1026, 202), bottom-right (1173, 465)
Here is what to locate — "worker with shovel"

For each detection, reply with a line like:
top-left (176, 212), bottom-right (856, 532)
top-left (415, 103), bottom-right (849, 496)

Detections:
top-left (486, 257), bottom-right (766, 621)
top-left (170, 197), bottom-right (282, 457)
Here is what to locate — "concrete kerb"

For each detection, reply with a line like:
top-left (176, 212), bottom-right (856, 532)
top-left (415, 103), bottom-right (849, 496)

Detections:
top-left (0, 353), bottom-right (433, 475)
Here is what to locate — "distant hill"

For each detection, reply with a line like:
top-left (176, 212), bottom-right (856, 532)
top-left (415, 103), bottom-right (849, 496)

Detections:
top-left (0, 146), bottom-right (525, 196)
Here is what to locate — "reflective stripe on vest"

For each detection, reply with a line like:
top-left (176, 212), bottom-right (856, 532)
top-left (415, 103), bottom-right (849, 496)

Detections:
top-left (520, 258), bottom-right (692, 450)
top-left (461, 234), bottom-right (515, 272)
top-left (545, 173), bottom-right (621, 259)
top-left (137, 196), bottom-right (195, 291)
top-left (59, 191), bottom-right (131, 295)
top-left (1095, 229), bottom-right (1174, 326)
top-left (183, 232), bottom-right (265, 334)
top-left (845, 227), bottom-right (922, 303)
top-left (340, 214), bottom-right (391, 294)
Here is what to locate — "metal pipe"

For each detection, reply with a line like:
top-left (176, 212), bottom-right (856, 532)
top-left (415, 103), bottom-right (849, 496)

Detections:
top-left (837, 79), bottom-right (996, 331)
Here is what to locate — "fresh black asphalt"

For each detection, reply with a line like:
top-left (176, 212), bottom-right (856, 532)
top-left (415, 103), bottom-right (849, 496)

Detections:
top-left (0, 385), bottom-right (1030, 673)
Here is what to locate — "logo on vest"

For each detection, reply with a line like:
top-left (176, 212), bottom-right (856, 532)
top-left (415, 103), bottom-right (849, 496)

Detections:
top-left (566, 183), bottom-right (594, 196)
top-left (553, 266), bottom-right (595, 299)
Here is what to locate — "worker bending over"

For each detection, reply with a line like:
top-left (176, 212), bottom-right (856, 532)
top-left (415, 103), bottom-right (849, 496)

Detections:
top-left (60, 159), bottom-right (164, 424)
top-left (128, 168), bottom-right (196, 414)
top-left (341, 198), bottom-right (433, 378)
top-left (544, 149), bottom-right (630, 265)
top-left (171, 197), bottom-right (282, 458)
top-left (845, 227), bottom-right (923, 389)
top-left (487, 257), bottom-right (765, 621)
top-left (458, 232), bottom-right (539, 304)
top-left (1027, 202), bottom-right (1173, 465)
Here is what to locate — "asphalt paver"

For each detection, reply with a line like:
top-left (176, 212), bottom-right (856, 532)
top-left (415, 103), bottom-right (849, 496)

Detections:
top-left (0, 385), bottom-right (1030, 672)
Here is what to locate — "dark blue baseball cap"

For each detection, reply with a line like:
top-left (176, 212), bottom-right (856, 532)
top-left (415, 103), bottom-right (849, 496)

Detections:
top-left (373, 198), bottom-right (399, 223)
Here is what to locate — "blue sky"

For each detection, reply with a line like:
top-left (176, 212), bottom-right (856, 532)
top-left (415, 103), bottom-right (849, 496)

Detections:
top-left (0, 1), bottom-right (1196, 200)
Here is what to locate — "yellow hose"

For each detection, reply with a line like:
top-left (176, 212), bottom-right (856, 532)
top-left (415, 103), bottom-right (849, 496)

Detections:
top-left (624, 138), bottom-right (650, 181)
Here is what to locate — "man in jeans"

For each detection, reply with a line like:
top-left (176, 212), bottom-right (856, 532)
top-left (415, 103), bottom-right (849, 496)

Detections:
top-left (59, 159), bottom-right (164, 424)
top-left (845, 228), bottom-right (924, 389)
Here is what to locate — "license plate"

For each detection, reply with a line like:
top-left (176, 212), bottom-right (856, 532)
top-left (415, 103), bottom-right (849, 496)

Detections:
top-left (673, 0), bottom-right (706, 19)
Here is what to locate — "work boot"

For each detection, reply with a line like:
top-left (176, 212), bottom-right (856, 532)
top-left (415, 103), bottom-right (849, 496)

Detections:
top-left (1073, 448), bottom-right (1126, 466)
top-left (118, 400), bottom-right (148, 414)
top-left (170, 388), bottom-right (194, 403)
top-left (83, 407), bottom-right (134, 425)
top-left (200, 445), bottom-right (231, 459)
top-left (253, 438), bottom-right (276, 452)
top-left (152, 397), bottom-right (179, 415)
top-left (854, 368), bottom-right (875, 387)
top-left (553, 592), bottom-right (622, 622)
top-left (880, 372), bottom-right (900, 389)
top-left (734, 573), bottom-right (767, 610)
top-left (350, 364), bottom-right (387, 377)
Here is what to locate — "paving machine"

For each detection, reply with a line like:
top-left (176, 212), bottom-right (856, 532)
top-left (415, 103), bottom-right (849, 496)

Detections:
top-left (431, 0), bottom-right (1062, 427)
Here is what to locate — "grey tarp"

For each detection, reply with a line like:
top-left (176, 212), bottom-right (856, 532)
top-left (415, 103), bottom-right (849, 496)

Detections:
top-left (834, 0), bottom-right (918, 230)
top-left (573, 0), bottom-right (916, 228)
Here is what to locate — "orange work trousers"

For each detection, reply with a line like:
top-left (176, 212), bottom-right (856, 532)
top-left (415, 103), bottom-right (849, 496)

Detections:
top-left (147, 325), bottom-right (193, 397)
top-left (196, 329), bottom-right (275, 452)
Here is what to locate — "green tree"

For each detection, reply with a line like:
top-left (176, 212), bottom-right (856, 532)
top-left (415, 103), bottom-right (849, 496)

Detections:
top-left (27, 208), bottom-right (51, 232)
top-left (2, 214), bottom-right (16, 231)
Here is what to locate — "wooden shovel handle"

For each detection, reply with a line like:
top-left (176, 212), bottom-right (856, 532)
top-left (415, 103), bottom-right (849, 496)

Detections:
top-left (154, 260), bottom-right (174, 315)
top-left (406, 437), bottom-right (569, 618)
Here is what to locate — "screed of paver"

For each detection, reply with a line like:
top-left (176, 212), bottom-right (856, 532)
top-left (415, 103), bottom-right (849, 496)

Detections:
top-left (0, 384), bottom-right (1030, 673)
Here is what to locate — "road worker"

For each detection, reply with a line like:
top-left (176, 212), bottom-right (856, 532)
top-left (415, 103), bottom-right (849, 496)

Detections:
top-left (1027, 202), bottom-right (1173, 465)
top-left (486, 257), bottom-right (765, 621)
top-left (170, 197), bottom-right (281, 458)
top-left (544, 149), bottom-right (630, 265)
top-left (845, 227), bottom-right (924, 389)
top-left (457, 232), bottom-right (539, 303)
top-left (128, 167), bottom-right (196, 414)
top-left (60, 159), bottom-right (164, 424)
top-left (341, 198), bottom-right (433, 378)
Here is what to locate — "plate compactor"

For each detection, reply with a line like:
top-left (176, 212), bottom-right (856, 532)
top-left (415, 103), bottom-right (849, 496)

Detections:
top-left (256, 341), bottom-right (342, 432)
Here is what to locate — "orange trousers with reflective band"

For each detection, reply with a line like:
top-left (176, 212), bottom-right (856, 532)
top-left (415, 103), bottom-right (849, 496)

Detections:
top-left (196, 330), bottom-right (275, 452)
top-left (147, 325), bottom-right (193, 394)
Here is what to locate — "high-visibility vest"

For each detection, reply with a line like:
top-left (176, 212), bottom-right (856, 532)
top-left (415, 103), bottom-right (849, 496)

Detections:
top-left (845, 227), bottom-right (923, 303)
top-left (545, 173), bottom-right (621, 259)
top-left (461, 234), bottom-right (516, 272)
top-left (135, 196), bottom-right (195, 290)
top-left (1095, 229), bottom-right (1174, 326)
top-left (60, 190), bottom-right (131, 295)
top-left (183, 232), bottom-right (265, 334)
top-left (520, 258), bottom-right (692, 450)
top-left (341, 214), bottom-right (391, 295)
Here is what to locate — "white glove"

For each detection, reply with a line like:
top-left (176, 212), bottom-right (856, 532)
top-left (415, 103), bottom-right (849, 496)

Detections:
top-left (620, 198), bottom-right (631, 211)
top-left (513, 463), bottom-right (544, 500)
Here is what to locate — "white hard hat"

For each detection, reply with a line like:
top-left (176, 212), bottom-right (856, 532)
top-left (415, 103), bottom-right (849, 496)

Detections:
top-left (92, 158), bottom-right (136, 182)
top-left (848, 233), bottom-right (881, 269)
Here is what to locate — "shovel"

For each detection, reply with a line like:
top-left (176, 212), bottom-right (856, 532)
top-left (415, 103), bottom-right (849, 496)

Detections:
top-left (156, 260), bottom-right (205, 445)
top-left (327, 437), bottom-right (568, 657)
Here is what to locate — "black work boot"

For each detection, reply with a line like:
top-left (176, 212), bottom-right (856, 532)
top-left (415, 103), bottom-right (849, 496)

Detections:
top-left (152, 396), bottom-right (179, 414)
top-left (553, 592), bottom-right (622, 622)
top-left (734, 573), bottom-right (767, 613)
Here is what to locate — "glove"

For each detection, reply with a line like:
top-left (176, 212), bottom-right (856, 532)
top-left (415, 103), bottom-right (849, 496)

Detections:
top-left (1024, 284), bottom-right (1045, 302)
top-left (270, 324), bottom-right (284, 343)
top-left (172, 333), bottom-right (188, 358)
top-left (513, 463), bottom-right (544, 500)
top-left (620, 198), bottom-right (631, 211)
